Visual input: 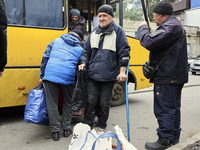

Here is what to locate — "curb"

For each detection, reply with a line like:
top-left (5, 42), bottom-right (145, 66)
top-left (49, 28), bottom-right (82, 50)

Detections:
top-left (168, 133), bottom-right (200, 150)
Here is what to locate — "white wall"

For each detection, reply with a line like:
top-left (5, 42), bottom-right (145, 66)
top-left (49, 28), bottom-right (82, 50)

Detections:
top-left (184, 7), bottom-right (200, 30)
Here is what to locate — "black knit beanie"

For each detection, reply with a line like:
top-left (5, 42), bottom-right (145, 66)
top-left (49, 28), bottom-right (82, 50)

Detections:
top-left (153, 0), bottom-right (173, 15)
top-left (70, 29), bottom-right (83, 40)
top-left (97, 4), bottom-right (114, 17)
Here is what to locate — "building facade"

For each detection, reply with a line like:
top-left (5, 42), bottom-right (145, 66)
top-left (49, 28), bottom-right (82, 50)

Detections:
top-left (169, 0), bottom-right (200, 58)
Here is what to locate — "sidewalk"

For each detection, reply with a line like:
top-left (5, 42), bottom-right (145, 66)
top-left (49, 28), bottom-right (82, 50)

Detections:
top-left (168, 133), bottom-right (200, 150)
top-left (137, 73), bottom-right (200, 150)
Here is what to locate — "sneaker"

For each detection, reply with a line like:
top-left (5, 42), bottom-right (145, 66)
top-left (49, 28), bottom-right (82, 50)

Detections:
top-left (96, 127), bottom-right (106, 135)
top-left (63, 129), bottom-right (72, 137)
top-left (145, 138), bottom-right (171, 150)
top-left (52, 132), bottom-right (60, 141)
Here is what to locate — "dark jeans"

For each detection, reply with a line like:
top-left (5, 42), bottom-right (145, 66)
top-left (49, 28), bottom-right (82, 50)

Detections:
top-left (84, 79), bottom-right (115, 129)
top-left (154, 84), bottom-right (184, 142)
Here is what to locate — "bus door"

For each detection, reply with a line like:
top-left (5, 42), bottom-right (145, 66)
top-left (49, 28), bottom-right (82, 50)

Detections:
top-left (107, 0), bottom-right (153, 106)
top-left (68, 0), bottom-right (105, 34)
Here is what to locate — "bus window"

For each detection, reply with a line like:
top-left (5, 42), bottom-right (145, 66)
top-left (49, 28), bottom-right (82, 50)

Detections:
top-left (5, 0), bottom-right (64, 28)
top-left (111, 0), bottom-right (145, 38)
top-left (5, 0), bottom-right (23, 25)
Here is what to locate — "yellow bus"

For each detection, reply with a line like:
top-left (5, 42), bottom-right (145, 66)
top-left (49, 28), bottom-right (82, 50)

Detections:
top-left (0, 0), bottom-right (152, 108)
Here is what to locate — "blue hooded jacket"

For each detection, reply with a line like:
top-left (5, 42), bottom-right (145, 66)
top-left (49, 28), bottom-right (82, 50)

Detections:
top-left (40, 33), bottom-right (83, 85)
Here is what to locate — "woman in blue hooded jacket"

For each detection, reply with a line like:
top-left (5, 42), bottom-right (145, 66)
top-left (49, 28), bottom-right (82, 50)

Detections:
top-left (39, 29), bottom-right (83, 141)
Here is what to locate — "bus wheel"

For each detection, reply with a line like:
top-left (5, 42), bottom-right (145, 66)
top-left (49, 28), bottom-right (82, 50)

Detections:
top-left (110, 81), bottom-right (126, 107)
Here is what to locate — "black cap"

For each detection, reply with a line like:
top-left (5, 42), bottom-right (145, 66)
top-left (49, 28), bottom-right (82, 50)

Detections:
top-left (97, 4), bottom-right (114, 17)
top-left (70, 29), bottom-right (83, 40)
top-left (153, 0), bottom-right (173, 15)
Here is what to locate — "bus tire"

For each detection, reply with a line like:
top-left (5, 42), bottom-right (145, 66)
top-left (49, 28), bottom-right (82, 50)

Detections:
top-left (110, 81), bottom-right (126, 107)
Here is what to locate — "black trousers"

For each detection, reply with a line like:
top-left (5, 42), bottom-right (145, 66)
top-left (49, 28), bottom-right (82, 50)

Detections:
top-left (154, 84), bottom-right (184, 142)
top-left (84, 79), bottom-right (115, 129)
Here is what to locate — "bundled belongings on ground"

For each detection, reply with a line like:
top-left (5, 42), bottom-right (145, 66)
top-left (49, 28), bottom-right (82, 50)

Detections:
top-left (68, 123), bottom-right (137, 150)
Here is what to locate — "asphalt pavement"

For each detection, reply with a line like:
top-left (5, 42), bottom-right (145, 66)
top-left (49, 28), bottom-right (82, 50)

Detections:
top-left (0, 72), bottom-right (199, 150)
top-left (167, 73), bottom-right (200, 150)
top-left (128, 72), bottom-right (200, 150)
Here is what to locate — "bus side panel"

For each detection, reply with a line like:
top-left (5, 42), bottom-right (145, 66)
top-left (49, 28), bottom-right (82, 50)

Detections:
top-left (1, 26), bottom-right (68, 108)
top-left (7, 27), bottom-right (68, 67)
top-left (127, 37), bottom-right (153, 90)
top-left (0, 68), bottom-right (40, 108)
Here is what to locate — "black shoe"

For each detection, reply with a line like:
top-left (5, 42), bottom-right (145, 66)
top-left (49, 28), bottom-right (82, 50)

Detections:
top-left (63, 129), bottom-right (72, 137)
top-left (171, 139), bottom-right (179, 145)
top-left (145, 138), bottom-right (171, 150)
top-left (52, 132), bottom-right (60, 141)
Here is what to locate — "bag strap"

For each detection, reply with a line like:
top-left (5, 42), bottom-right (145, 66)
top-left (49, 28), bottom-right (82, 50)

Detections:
top-left (91, 132), bottom-right (122, 150)
top-left (73, 70), bottom-right (84, 96)
top-left (75, 70), bottom-right (83, 85)
top-left (80, 131), bottom-right (98, 150)
top-left (155, 29), bottom-right (185, 70)
top-left (34, 83), bottom-right (43, 89)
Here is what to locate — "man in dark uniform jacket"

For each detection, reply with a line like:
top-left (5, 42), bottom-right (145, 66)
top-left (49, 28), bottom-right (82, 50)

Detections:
top-left (138, 0), bottom-right (188, 149)
top-left (0, 0), bottom-right (7, 78)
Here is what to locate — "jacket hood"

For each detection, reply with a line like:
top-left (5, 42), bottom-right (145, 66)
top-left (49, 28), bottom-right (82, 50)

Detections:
top-left (61, 33), bottom-right (80, 46)
top-left (77, 16), bottom-right (86, 24)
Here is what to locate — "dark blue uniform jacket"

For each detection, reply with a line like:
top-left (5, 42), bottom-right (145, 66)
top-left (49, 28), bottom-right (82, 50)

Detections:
top-left (138, 15), bottom-right (188, 84)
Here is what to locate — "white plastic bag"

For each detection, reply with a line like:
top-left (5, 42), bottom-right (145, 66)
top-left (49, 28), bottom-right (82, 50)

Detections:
top-left (68, 123), bottom-right (137, 150)
top-left (114, 125), bottom-right (137, 150)
top-left (68, 123), bottom-right (92, 150)
top-left (68, 123), bottom-right (113, 150)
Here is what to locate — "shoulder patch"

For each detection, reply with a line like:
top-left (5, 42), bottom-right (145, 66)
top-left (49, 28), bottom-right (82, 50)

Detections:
top-left (149, 30), bottom-right (165, 37)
